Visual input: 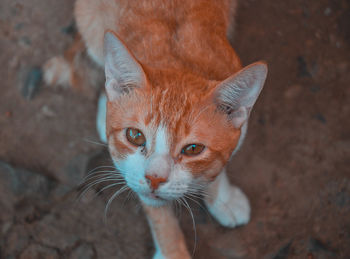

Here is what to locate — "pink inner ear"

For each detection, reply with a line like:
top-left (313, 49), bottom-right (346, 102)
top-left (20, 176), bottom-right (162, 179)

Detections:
top-left (105, 78), bottom-right (121, 101)
top-left (213, 62), bottom-right (268, 127)
top-left (104, 31), bottom-right (147, 101)
top-left (230, 107), bottom-right (248, 128)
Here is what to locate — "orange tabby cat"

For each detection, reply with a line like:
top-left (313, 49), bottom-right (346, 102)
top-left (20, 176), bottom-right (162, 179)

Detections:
top-left (44, 0), bottom-right (267, 258)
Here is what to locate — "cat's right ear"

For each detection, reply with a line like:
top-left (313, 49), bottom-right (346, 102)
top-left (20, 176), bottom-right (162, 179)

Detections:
top-left (104, 31), bottom-right (147, 101)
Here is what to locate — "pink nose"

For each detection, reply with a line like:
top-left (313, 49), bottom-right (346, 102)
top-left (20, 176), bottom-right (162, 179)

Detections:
top-left (145, 174), bottom-right (167, 190)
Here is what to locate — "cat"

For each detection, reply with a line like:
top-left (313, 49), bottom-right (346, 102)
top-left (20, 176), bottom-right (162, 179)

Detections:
top-left (44, 0), bottom-right (267, 258)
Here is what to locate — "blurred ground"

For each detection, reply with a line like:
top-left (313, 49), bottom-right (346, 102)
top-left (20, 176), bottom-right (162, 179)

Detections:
top-left (0, 0), bottom-right (349, 258)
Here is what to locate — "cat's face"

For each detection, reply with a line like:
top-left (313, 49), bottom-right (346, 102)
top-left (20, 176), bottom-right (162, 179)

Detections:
top-left (103, 31), bottom-right (267, 207)
top-left (106, 71), bottom-right (241, 206)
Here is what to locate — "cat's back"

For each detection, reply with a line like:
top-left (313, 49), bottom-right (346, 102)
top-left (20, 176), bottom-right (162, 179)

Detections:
top-left (75, 0), bottom-right (240, 79)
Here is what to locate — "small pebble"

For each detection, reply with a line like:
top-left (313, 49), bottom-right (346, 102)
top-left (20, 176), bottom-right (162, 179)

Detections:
top-left (258, 116), bottom-right (266, 125)
top-left (1, 221), bottom-right (13, 235)
top-left (14, 23), bottom-right (24, 30)
top-left (324, 7), bottom-right (331, 16)
top-left (9, 56), bottom-right (19, 69)
top-left (285, 84), bottom-right (302, 99)
top-left (314, 114), bottom-right (326, 124)
top-left (5, 111), bottom-right (12, 118)
top-left (19, 36), bottom-right (31, 46)
top-left (41, 105), bottom-right (56, 117)
top-left (337, 62), bottom-right (348, 73)
top-left (297, 56), bottom-right (311, 78)
top-left (310, 85), bottom-right (320, 93)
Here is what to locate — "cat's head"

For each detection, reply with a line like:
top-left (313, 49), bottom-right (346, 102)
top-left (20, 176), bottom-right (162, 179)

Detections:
top-left (103, 31), bottom-right (267, 207)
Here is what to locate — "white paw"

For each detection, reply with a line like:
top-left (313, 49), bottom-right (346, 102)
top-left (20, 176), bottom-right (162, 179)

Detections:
top-left (205, 185), bottom-right (251, 228)
top-left (43, 56), bottom-right (72, 87)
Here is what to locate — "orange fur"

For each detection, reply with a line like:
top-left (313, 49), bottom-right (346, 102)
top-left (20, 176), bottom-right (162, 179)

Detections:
top-left (72, 0), bottom-right (266, 257)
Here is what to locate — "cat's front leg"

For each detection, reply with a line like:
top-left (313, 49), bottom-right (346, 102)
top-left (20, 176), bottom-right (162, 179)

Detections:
top-left (204, 168), bottom-right (251, 228)
top-left (142, 203), bottom-right (191, 259)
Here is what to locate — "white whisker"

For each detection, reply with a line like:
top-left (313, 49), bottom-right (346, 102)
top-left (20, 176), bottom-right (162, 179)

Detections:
top-left (82, 170), bottom-right (121, 182)
top-left (180, 197), bottom-right (197, 257)
top-left (123, 189), bottom-right (134, 206)
top-left (104, 186), bottom-right (129, 220)
top-left (95, 182), bottom-right (126, 196)
top-left (78, 177), bottom-right (123, 200)
top-left (82, 173), bottom-right (124, 184)
top-left (83, 138), bottom-right (108, 147)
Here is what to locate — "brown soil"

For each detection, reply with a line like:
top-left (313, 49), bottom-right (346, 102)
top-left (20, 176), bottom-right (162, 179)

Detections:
top-left (0, 0), bottom-right (349, 258)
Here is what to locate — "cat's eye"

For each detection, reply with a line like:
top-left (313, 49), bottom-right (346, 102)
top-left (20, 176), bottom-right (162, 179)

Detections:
top-left (126, 128), bottom-right (146, 146)
top-left (181, 144), bottom-right (205, 156)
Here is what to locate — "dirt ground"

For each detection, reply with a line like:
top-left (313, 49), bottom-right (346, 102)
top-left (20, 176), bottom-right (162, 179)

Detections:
top-left (0, 0), bottom-right (349, 258)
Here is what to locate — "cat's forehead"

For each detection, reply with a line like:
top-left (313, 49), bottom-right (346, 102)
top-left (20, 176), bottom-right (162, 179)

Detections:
top-left (147, 69), bottom-right (214, 94)
top-left (146, 88), bottom-right (208, 137)
top-left (144, 71), bottom-right (215, 129)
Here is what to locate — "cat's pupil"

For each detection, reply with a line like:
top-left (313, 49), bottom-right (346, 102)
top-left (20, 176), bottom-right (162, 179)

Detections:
top-left (126, 128), bottom-right (146, 146)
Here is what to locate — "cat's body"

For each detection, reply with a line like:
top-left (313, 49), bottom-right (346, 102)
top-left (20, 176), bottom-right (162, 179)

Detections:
top-left (44, 0), bottom-right (267, 258)
top-left (75, 0), bottom-right (240, 78)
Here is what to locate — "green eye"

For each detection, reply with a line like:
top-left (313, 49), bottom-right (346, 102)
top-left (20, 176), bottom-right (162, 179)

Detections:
top-left (126, 128), bottom-right (146, 146)
top-left (181, 144), bottom-right (205, 156)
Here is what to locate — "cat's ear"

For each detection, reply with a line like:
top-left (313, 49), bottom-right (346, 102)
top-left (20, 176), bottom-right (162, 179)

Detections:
top-left (213, 62), bottom-right (267, 128)
top-left (104, 31), bottom-right (147, 101)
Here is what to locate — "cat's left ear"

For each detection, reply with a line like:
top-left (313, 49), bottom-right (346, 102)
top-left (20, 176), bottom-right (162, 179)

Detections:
top-left (104, 31), bottom-right (147, 101)
top-left (213, 62), bottom-right (268, 128)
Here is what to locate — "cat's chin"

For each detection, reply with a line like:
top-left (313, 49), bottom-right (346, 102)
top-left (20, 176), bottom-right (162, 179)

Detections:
top-left (138, 193), bottom-right (169, 207)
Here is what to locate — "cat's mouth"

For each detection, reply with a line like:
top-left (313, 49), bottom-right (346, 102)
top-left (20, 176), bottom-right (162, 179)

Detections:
top-left (148, 193), bottom-right (161, 199)
top-left (138, 192), bottom-right (168, 206)
top-left (144, 192), bottom-right (167, 202)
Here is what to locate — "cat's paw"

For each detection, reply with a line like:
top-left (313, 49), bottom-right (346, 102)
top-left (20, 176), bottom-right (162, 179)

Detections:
top-left (205, 185), bottom-right (250, 228)
top-left (43, 56), bottom-right (72, 87)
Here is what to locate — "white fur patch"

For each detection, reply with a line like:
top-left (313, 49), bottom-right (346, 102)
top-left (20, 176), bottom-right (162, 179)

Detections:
top-left (205, 170), bottom-right (251, 227)
top-left (116, 149), bottom-right (148, 192)
top-left (96, 93), bottom-right (107, 143)
top-left (43, 56), bottom-right (71, 87)
top-left (144, 126), bottom-right (171, 179)
top-left (154, 126), bottom-right (169, 154)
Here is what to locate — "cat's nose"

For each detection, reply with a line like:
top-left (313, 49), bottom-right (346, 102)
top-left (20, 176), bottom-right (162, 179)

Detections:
top-left (145, 174), bottom-right (167, 190)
